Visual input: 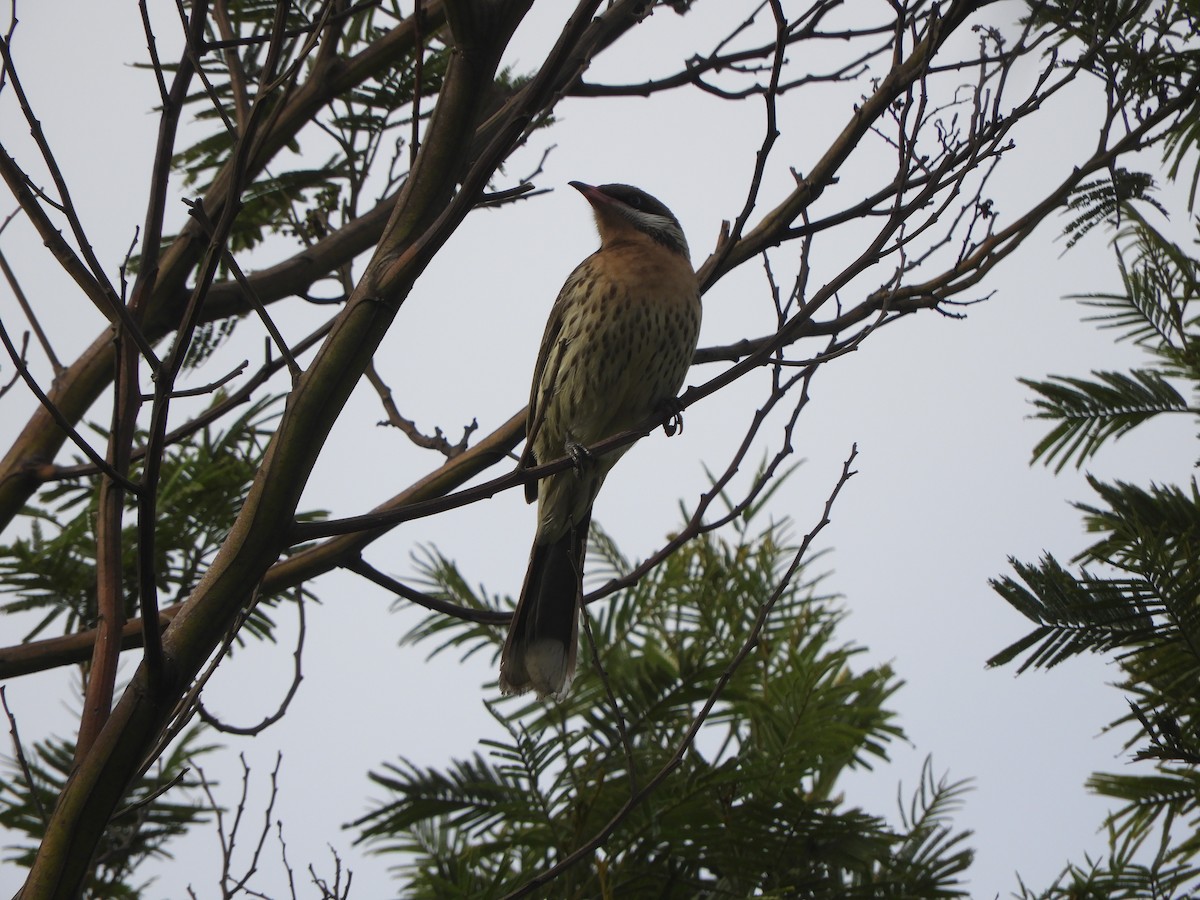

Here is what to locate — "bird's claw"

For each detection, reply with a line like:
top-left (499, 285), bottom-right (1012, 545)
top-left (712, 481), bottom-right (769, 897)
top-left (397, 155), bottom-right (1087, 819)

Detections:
top-left (661, 398), bottom-right (685, 437)
top-left (566, 439), bottom-right (593, 469)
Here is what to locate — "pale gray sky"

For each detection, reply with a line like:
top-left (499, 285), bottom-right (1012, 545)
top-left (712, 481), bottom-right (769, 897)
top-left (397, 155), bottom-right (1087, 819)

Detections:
top-left (0, 2), bottom-right (1195, 897)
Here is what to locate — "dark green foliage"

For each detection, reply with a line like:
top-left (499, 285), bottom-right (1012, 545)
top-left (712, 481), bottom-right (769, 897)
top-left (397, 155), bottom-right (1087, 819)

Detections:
top-left (124, 0), bottom-right (458, 366)
top-left (182, 316), bottom-right (240, 371)
top-left (0, 725), bottom-right (215, 899)
top-left (0, 396), bottom-right (301, 643)
top-left (1023, 207), bottom-right (1200, 473)
top-left (1012, 827), bottom-right (1200, 900)
top-left (994, 136), bottom-right (1200, 893)
top-left (167, 1), bottom-right (452, 255)
top-left (1031, 0), bottom-right (1200, 216)
top-left (1077, 210), bottom-right (1199, 350)
top-left (989, 476), bottom-right (1200, 698)
top-left (355, 517), bottom-right (974, 898)
top-left (1040, 0), bottom-right (1200, 226)
top-left (986, 551), bottom-right (1160, 672)
top-left (1061, 169), bottom-right (1164, 251)
top-left (1021, 369), bottom-right (1189, 472)
top-left (0, 395), bottom-right (322, 894)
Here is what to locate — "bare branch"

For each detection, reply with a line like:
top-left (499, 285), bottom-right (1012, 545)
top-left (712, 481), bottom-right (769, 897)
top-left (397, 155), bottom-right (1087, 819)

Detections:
top-left (9, 5), bottom-right (1200, 891)
top-left (140, 359), bottom-right (249, 401)
top-left (0, 227), bottom-right (61, 375)
top-left (0, 144), bottom-right (161, 365)
top-left (187, 200), bottom-right (302, 381)
top-left (580, 610), bottom-right (638, 792)
top-left (346, 557), bottom-right (510, 625)
top-left (212, 0), bottom-right (252, 133)
top-left (0, 315), bottom-right (138, 491)
top-left (1, 685), bottom-right (46, 826)
top-left (365, 361), bottom-right (477, 457)
top-left (0, 34), bottom-right (124, 314)
top-left (0, 329), bottom-right (24, 398)
top-left (196, 601), bottom-right (306, 736)
top-left (45, 317), bottom-right (332, 484)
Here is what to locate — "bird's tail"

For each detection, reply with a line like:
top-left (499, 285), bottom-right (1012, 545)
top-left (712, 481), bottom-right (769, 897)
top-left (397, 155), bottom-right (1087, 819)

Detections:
top-left (499, 513), bottom-right (590, 698)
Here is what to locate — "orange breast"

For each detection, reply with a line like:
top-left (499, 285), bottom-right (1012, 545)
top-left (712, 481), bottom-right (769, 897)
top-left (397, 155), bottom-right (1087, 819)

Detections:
top-left (534, 238), bottom-right (700, 459)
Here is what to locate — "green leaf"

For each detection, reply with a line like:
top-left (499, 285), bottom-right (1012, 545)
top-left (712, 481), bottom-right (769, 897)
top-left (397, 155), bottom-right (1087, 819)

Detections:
top-left (987, 554), bottom-right (1161, 672)
top-left (1022, 369), bottom-right (1190, 472)
top-left (0, 396), bottom-right (307, 644)
top-left (1060, 169), bottom-right (1165, 251)
top-left (358, 509), bottom-right (972, 897)
top-left (0, 725), bottom-right (216, 898)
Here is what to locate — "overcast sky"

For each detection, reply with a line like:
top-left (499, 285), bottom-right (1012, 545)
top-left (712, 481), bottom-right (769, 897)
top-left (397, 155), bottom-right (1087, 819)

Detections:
top-left (1, 2), bottom-right (1196, 897)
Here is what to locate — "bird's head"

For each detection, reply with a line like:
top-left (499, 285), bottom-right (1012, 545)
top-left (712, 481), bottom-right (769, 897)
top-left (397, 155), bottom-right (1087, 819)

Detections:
top-left (570, 181), bottom-right (689, 258)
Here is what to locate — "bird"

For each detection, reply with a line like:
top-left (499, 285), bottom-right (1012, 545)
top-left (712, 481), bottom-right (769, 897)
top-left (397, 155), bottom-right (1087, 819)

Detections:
top-left (499, 181), bottom-right (702, 698)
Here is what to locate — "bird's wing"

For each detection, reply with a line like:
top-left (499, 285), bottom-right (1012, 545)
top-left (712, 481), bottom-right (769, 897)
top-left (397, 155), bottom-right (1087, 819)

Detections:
top-left (520, 258), bottom-right (593, 502)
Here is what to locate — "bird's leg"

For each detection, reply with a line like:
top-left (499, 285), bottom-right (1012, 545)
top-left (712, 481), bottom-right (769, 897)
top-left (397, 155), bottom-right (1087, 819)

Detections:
top-left (660, 397), bottom-right (685, 437)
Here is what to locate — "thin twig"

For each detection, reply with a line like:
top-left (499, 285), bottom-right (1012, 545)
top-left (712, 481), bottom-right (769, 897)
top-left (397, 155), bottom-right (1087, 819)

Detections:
top-left (213, 0), bottom-right (251, 132)
top-left (140, 359), bottom-right (249, 401)
top-left (112, 766), bottom-right (190, 820)
top-left (196, 601), bottom-right (306, 735)
top-left (410, 0), bottom-right (423, 165)
top-left (0, 33), bottom-right (126, 320)
top-left (0, 328), bottom-right (26, 397)
top-left (346, 557), bottom-right (510, 625)
top-left (0, 144), bottom-right (161, 365)
top-left (138, 0), bottom-right (169, 103)
top-left (189, 201), bottom-right (302, 381)
top-left (365, 361), bottom-right (476, 457)
top-left (0, 242), bottom-right (61, 375)
top-left (1, 686), bottom-right (46, 825)
top-left (134, 0), bottom-right (327, 687)
top-left (44, 317), bottom-right (332, 484)
top-left (224, 753), bottom-right (285, 896)
top-left (145, 587), bottom-right (272, 777)
top-left (580, 610), bottom-right (637, 793)
top-left (0, 314), bottom-right (139, 491)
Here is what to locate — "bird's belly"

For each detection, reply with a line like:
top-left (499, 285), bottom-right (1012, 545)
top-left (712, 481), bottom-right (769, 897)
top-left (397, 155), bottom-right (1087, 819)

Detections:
top-left (542, 295), bottom-right (698, 451)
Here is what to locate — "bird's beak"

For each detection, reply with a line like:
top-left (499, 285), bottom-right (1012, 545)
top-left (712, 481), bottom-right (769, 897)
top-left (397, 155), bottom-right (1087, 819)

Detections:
top-left (569, 181), bottom-right (605, 206)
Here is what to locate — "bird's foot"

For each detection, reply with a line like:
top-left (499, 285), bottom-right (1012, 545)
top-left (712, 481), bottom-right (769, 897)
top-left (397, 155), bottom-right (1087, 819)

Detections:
top-left (660, 397), bottom-right (685, 437)
top-left (565, 439), bottom-right (593, 470)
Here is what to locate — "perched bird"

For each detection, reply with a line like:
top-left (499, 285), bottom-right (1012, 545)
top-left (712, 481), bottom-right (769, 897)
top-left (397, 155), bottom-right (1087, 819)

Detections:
top-left (499, 182), bottom-right (702, 698)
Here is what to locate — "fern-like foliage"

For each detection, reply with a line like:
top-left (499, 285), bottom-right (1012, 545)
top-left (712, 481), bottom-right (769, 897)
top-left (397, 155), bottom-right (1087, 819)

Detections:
top-left (1061, 169), bottom-right (1164, 251)
top-left (163, 1), bottom-right (451, 254)
top-left (879, 759), bottom-right (975, 895)
top-left (992, 474), bottom-right (1200, 730)
top-left (1025, 205), bottom-right (1200, 473)
top-left (355, 514), bottom-right (974, 898)
top-left (1014, 824), bottom-right (1200, 899)
top-left (0, 725), bottom-right (216, 899)
top-left (1032, 0), bottom-right (1200, 215)
top-left (117, 1), bottom-right (458, 365)
top-left (997, 115), bottom-right (1200, 895)
top-left (0, 396), bottom-right (312, 643)
top-left (986, 553), bottom-right (1160, 672)
top-left (1077, 206), bottom-right (1200, 350)
top-left (1022, 369), bottom-right (1190, 472)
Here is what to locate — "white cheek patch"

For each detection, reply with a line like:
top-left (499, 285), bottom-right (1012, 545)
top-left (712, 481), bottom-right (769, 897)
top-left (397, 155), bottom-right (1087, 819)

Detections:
top-left (630, 210), bottom-right (689, 256)
top-left (641, 211), bottom-right (674, 231)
